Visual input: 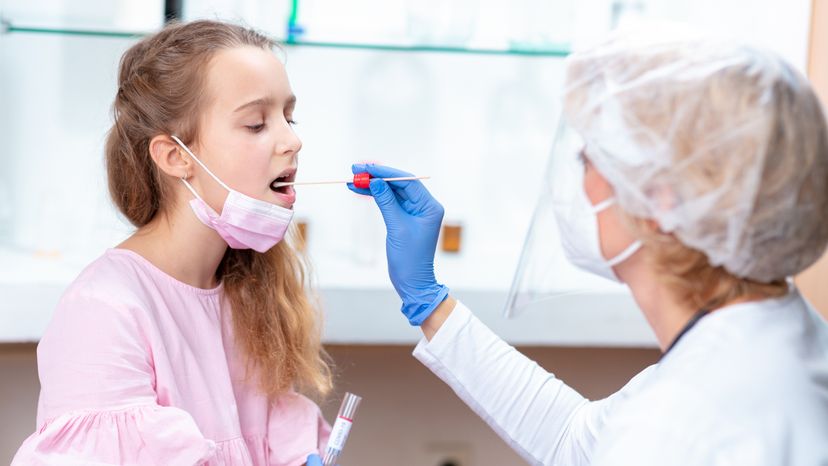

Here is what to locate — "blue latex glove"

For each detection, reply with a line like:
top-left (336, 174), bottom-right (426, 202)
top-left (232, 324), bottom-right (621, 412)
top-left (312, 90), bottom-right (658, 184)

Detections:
top-left (306, 454), bottom-right (324, 466)
top-left (348, 164), bottom-right (450, 326)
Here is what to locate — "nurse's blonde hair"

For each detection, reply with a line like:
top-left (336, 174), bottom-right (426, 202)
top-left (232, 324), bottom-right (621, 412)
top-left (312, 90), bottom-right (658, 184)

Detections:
top-left (105, 20), bottom-right (332, 399)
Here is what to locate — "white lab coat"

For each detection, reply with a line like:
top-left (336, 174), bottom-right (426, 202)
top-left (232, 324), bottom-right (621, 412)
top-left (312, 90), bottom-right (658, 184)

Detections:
top-left (413, 289), bottom-right (828, 465)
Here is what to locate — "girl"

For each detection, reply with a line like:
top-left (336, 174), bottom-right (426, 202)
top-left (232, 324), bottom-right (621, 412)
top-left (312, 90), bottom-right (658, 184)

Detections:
top-left (13, 20), bottom-right (332, 466)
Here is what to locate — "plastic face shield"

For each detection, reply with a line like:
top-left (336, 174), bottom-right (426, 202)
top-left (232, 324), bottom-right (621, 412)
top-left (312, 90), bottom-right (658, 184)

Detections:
top-left (503, 120), bottom-right (630, 318)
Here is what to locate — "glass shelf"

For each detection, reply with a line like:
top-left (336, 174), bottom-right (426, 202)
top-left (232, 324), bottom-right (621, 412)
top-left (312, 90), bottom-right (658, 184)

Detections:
top-left (282, 0), bottom-right (573, 57)
top-left (1, 20), bottom-right (569, 57)
top-left (2, 23), bottom-right (148, 39)
top-left (282, 39), bottom-right (568, 57)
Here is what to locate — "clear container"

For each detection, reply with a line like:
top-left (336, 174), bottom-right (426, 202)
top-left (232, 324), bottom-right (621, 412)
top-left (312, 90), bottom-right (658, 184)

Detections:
top-left (322, 392), bottom-right (362, 466)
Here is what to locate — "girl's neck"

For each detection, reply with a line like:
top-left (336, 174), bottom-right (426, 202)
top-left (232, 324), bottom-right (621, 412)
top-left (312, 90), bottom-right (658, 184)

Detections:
top-left (117, 202), bottom-right (228, 289)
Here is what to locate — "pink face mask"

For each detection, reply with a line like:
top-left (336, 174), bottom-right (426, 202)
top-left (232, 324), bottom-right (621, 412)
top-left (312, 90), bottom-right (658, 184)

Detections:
top-left (171, 135), bottom-right (294, 253)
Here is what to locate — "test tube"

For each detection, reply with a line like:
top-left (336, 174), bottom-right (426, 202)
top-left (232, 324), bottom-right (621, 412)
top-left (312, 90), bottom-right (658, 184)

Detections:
top-left (322, 392), bottom-right (362, 466)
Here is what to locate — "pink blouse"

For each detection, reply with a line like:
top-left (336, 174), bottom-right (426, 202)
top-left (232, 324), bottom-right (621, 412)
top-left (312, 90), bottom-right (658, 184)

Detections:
top-left (12, 248), bottom-right (330, 466)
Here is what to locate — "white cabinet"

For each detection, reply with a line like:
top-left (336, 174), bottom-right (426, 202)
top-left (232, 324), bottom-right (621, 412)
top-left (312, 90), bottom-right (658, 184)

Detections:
top-left (0, 0), bottom-right (813, 346)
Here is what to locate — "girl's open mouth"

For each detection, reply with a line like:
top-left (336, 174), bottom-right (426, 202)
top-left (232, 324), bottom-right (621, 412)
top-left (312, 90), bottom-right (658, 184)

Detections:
top-left (270, 168), bottom-right (296, 194)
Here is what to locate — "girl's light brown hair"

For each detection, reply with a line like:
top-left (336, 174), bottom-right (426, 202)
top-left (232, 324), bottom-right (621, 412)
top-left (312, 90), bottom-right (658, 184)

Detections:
top-left (105, 20), bottom-right (332, 399)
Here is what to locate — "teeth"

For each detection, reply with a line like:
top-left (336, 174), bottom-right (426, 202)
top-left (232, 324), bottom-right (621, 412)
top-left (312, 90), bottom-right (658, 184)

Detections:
top-left (271, 170), bottom-right (295, 190)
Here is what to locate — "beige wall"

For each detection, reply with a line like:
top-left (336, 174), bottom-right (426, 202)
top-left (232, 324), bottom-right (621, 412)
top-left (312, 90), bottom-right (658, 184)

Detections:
top-left (797, 0), bottom-right (828, 318)
top-left (0, 344), bottom-right (39, 463)
top-left (808, 0), bottom-right (828, 100)
top-left (0, 343), bottom-right (658, 466)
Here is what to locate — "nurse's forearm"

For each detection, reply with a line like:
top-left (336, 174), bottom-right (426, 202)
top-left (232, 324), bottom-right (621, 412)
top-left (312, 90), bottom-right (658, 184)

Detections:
top-left (413, 302), bottom-right (598, 465)
top-left (422, 295), bottom-right (457, 341)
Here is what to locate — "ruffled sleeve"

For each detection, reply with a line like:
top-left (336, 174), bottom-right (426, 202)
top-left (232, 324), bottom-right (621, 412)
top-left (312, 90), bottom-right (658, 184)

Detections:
top-left (12, 290), bottom-right (216, 466)
top-left (12, 404), bottom-right (216, 466)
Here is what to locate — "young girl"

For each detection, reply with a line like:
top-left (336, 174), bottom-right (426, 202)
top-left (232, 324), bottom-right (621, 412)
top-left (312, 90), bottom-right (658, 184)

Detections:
top-left (13, 20), bottom-right (333, 466)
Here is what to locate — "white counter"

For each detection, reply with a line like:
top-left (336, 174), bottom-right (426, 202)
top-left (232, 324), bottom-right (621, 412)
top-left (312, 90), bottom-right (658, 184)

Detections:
top-left (0, 247), bottom-right (656, 347)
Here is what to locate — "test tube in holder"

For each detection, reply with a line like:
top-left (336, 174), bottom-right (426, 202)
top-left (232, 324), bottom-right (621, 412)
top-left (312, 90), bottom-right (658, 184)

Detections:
top-left (322, 392), bottom-right (362, 466)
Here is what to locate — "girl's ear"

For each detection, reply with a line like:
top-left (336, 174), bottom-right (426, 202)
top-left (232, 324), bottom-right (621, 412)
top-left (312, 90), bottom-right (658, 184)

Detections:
top-left (149, 135), bottom-right (193, 179)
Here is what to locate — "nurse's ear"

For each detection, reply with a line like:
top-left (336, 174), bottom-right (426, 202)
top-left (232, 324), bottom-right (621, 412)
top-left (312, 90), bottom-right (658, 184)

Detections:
top-left (149, 134), bottom-right (193, 179)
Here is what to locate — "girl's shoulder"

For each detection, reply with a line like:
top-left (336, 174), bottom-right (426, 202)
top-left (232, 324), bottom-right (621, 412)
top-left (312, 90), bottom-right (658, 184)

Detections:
top-left (63, 248), bottom-right (158, 305)
top-left (53, 248), bottom-right (191, 328)
top-left (47, 249), bottom-right (160, 331)
top-left (49, 248), bottom-right (224, 337)
top-left (38, 250), bottom-right (165, 369)
top-left (65, 248), bottom-right (222, 306)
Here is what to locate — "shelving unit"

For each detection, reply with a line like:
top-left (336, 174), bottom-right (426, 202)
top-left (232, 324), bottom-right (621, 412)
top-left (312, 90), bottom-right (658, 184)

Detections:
top-left (0, 3), bottom-right (656, 348)
top-left (1, 21), bottom-right (569, 57)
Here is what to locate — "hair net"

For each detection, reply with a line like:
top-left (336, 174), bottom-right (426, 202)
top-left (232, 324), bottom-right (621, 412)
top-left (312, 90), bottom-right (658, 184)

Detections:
top-left (562, 27), bottom-right (828, 283)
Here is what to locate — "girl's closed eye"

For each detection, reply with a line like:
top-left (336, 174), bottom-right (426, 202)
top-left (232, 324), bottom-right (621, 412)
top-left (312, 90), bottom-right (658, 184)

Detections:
top-left (246, 122), bottom-right (265, 133)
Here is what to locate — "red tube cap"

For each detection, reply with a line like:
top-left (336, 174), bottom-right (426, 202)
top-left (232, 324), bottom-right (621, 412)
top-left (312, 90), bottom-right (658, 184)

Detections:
top-left (353, 172), bottom-right (372, 189)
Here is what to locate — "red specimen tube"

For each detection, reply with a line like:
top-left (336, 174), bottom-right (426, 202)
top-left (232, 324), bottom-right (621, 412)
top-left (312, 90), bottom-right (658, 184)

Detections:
top-left (353, 172), bottom-right (372, 189)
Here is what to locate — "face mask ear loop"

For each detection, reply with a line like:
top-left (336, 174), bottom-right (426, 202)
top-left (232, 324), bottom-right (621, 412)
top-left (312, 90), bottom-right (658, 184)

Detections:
top-left (180, 176), bottom-right (204, 201)
top-left (170, 135), bottom-right (232, 192)
top-left (591, 195), bottom-right (644, 267)
top-left (607, 240), bottom-right (643, 267)
top-left (592, 197), bottom-right (616, 213)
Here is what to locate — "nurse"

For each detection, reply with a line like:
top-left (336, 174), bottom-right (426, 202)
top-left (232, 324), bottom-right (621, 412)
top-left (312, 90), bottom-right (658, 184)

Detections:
top-left (349, 30), bottom-right (828, 465)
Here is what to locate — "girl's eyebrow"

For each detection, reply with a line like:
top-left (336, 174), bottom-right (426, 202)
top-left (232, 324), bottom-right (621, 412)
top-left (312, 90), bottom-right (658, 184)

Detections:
top-left (234, 94), bottom-right (296, 113)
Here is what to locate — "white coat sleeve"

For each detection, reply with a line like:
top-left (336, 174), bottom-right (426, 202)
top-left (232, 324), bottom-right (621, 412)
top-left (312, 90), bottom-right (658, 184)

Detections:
top-left (413, 301), bottom-right (655, 466)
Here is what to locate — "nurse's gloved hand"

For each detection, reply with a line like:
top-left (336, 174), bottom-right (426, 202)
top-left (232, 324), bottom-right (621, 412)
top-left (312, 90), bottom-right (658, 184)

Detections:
top-left (348, 164), bottom-right (450, 326)
top-left (306, 454), bottom-right (325, 466)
